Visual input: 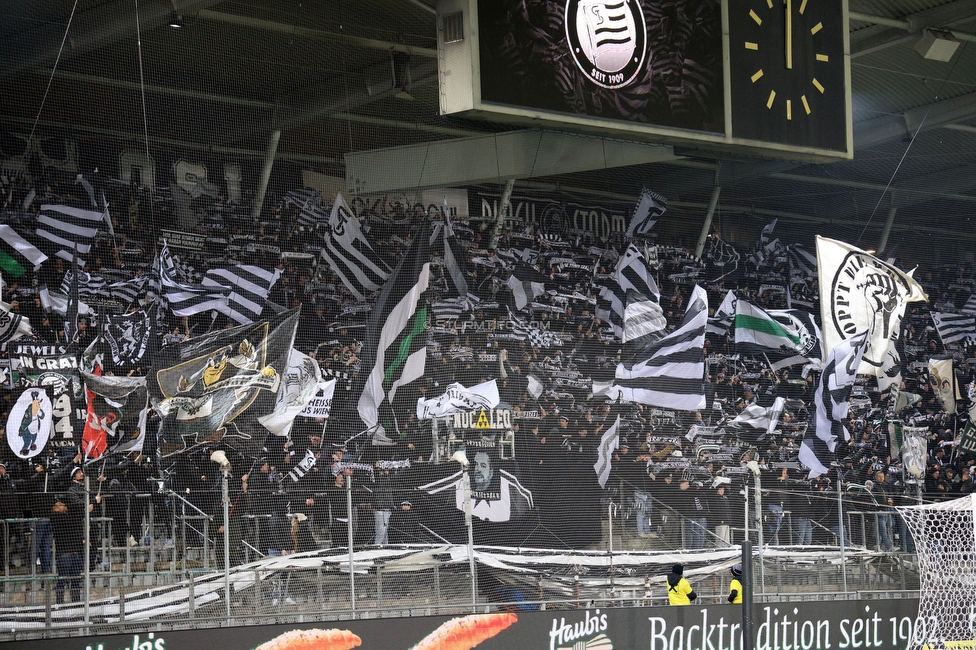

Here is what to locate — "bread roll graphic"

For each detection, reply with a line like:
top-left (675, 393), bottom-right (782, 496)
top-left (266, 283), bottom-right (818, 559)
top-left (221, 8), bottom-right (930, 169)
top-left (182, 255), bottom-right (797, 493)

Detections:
top-left (255, 628), bottom-right (362, 650)
top-left (410, 613), bottom-right (518, 650)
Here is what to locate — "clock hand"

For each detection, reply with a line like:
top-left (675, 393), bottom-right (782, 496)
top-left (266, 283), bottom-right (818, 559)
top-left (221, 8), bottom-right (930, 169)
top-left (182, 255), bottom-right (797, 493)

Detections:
top-left (785, 0), bottom-right (793, 69)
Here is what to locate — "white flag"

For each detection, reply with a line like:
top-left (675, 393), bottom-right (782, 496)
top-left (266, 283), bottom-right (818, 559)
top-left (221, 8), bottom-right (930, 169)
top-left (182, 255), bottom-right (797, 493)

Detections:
top-left (417, 380), bottom-right (500, 419)
top-left (816, 236), bottom-right (927, 377)
top-left (928, 357), bottom-right (957, 413)
top-left (258, 350), bottom-right (322, 437)
top-left (300, 379), bottom-right (337, 419)
top-left (593, 414), bottom-right (621, 488)
top-left (730, 396), bottom-right (786, 435)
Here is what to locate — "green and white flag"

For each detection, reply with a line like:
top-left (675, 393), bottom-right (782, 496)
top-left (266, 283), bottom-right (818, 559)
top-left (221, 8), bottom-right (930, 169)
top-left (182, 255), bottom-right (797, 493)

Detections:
top-left (358, 222), bottom-right (433, 430)
top-left (734, 300), bottom-right (801, 351)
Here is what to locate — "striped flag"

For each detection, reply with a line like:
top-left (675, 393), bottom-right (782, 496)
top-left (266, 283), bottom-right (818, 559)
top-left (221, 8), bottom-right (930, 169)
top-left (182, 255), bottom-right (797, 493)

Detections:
top-left (61, 271), bottom-right (147, 308)
top-left (622, 290), bottom-right (666, 347)
top-left (358, 222), bottom-right (433, 430)
top-left (786, 244), bottom-right (817, 278)
top-left (735, 300), bottom-right (801, 351)
top-left (0, 299), bottom-right (33, 343)
top-left (36, 204), bottom-right (104, 266)
top-left (431, 296), bottom-right (473, 321)
top-left (707, 290), bottom-right (737, 335)
top-left (593, 414), bottom-right (621, 488)
top-left (0, 225), bottom-right (47, 278)
top-left (282, 189), bottom-right (328, 227)
top-left (596, 281), bottom-right (625, 338)
top-left (606, 285), bottom-right (708, 411)
top-left (799, 331), bottom-right (868, 478)
top-left (615, 244), bottom-right (660, 300)
top-left (319, 192), bottom-right (390, 301)
top-left (961, 292), bottom-right (976, 316)
top-left (153, 243), bottom-right (229, 317)
top-left (931, 312), bottom-right (976, 346)
top-left (203, 265), bottom-right (282, 325)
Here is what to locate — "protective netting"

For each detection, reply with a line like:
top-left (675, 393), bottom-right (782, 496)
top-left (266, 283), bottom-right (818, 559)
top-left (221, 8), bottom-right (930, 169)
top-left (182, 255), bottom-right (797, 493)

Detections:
top-left (898, 494), bottom-right (976, 650)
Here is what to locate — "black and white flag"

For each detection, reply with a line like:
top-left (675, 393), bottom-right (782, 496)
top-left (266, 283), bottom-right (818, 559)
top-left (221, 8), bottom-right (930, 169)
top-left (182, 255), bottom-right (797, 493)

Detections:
top-left (0, 225), bottom-right (47, 278)
top-left (622, 290), bottom-right (666, 348)
top-left (931, 312), bottom-right (976, 346)
top-left (283, 189), bottom-right (328, 227)
top-left (288, 448), bottom-right (317, 482)
top-left (593, 414), bottom-right (621, 488)
top-left (203, 264), bottom-right (282, 325)
top-left (799, 331), bottom-right (868, 478)
top-left (706, 290), bottom-right (737, 335)
top-left (319, 192), bottom-right (391, 301)
top-left (615, 244), bottom-right (660, 300)
top-left (36, 204), bottom-right (103, 266)
top-left (441, 208), bottom-right (469, 298)
top-left (507, 275), bottom-right (545, 311)
top-left (152, 243), bottom-right (230, 317)
top-left (817, 236), bottom-right (927, 377)
top-left (102, 310), bottom-right (154, 370)
top-left (596, 280), bottom-right (625, 339)
top-left (606, 285), bottom-right (708, 411)
top-left (626, 188), bottom-right (667, 237)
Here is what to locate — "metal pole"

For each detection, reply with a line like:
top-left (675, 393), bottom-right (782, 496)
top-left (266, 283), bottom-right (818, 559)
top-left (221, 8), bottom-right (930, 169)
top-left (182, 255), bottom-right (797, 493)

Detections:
top-left (83, 474), bottom-right (91, 629)
top-left (222, 468), bottom-right (230, 621)
top-left (837, 468), bottom-right (848, 593)
top-left (462, 470), bottom-right (477, 611)
top-left (346, 472), bottom-right (355, 613)
top-left (742, 540), bottom-right (754, 650)
top-left (754, 472), bottom-right (765, 592)
top-left (877, 206), bottom-right (897, 254)
top-left (250, 129), bottom-right (281, 220)
top-left (744, 484), bottom-right (750, 542)
top-left (694, 173), bottom-right (722, 259)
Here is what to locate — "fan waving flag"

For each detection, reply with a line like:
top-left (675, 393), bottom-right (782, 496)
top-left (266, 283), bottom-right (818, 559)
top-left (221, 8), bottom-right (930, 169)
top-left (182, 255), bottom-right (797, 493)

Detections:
top-left (0, 225), bottom-right (47, 278)
top-left (615, 244), bottom-right (660, 300)
top-left (707, 290), bottom-right (737, 335)
top-left (730, 396), bottom-right (786, 435)
top-left (593, 414), bottom-right (621, 488)
top-left (626, 188), bottom-right (667, 237)
top-left (203, 264), bottom-right (281, 324)
top-left (931, 312), bottom-right (976, 346)
top-left (36, 204), bottom-right (103, 265)
top-left (799, 331), bottom-right (869, 478)
top-left (319, 192), bottom-right (391, 300)
top-left (152, 242), bottom-right (230, 317)
top-left (358, 222), bottom-right (433, 430)
top-left (81, 372), bottom-right (149, 460)
top-left (817, 236), bottom-right (927, 377)
top-left (148, 309), bottom-right (300, 458)
top-left (606, 285), bottom-right (708, 411)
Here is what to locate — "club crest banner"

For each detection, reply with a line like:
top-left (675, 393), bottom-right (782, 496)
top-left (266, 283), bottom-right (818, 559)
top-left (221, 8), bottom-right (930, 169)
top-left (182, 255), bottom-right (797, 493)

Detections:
top-left (148, 309), bottom-right (300, 458)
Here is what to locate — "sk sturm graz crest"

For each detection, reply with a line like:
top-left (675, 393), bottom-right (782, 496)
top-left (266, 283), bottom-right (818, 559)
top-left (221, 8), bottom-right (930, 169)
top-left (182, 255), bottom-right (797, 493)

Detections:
top-left (566, 0), bottom-right (646, 89)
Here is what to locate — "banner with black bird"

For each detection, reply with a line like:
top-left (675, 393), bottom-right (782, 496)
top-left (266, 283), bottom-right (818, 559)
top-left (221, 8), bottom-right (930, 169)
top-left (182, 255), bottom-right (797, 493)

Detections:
top-left (148, 309), bottom-right (300, 458)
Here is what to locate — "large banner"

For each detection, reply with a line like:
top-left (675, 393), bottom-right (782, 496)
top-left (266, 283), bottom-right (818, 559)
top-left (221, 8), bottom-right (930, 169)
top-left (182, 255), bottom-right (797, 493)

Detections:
top-left (0, 599), bottom-right (922, 650)
top-left (15, 344), bottom-right (84, 450)
top-left (148, 309), bottom-right (300, 458)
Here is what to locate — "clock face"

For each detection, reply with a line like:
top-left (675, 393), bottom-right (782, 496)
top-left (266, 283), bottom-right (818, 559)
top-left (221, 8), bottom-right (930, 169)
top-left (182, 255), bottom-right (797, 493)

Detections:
top-left (728, 0), bottom-right (849, 152)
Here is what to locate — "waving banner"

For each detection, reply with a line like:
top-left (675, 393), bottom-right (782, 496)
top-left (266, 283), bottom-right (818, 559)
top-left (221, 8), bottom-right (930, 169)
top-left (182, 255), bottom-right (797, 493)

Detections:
top-left (148, 309), bottom-right (300, 458)
top-left (80, 372), bottom-right (148, 460)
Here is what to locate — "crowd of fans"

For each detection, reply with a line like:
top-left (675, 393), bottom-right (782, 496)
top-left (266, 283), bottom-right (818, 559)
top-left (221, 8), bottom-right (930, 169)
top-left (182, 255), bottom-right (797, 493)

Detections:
top-left (0, 176), bottom-right (974, 602)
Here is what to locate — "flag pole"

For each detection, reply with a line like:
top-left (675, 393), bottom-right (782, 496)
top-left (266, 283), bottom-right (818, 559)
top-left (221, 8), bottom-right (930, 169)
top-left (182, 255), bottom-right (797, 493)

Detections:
top-left (837, 466), bottom-right (848, 592)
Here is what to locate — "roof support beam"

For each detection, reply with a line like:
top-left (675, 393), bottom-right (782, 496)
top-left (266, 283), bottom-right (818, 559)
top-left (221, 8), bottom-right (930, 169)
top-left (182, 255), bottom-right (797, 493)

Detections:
top-left (344, 131), bottom-right (678, 193)
top-left (849, 0), bottom-right (976, 57)
top-left (0, 0), bottom-right (225, 81)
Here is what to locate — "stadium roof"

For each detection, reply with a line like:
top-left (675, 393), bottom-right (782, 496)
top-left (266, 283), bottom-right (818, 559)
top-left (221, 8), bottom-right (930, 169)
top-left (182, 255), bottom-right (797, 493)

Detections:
top-left (1, 0), bottom-right (975, 259)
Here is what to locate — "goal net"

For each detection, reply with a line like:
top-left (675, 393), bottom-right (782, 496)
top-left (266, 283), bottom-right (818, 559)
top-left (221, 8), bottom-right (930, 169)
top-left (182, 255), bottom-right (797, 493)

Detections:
top-left (897, 494), bottom-right (976, 650)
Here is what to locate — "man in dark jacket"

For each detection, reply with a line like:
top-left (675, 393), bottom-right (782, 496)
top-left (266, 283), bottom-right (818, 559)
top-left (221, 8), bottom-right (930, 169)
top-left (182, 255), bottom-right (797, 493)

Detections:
top-left (51, 495), bottom-right (84, 603)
